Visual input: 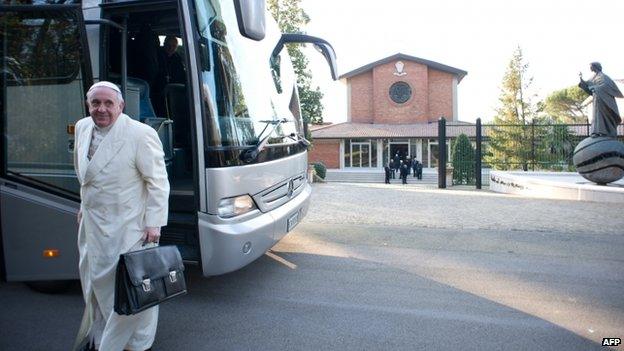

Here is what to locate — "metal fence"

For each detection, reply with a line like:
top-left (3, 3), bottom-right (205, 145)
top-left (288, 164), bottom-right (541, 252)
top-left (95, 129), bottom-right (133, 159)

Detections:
top-left (440, 119), bottom-right (624, 188)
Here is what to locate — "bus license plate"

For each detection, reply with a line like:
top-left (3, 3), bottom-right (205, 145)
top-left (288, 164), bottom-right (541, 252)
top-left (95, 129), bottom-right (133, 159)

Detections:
top-left (287, 211), bottom-right (299, 232)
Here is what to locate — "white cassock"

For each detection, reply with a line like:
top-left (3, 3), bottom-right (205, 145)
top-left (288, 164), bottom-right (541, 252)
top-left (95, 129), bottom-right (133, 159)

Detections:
top-left (72, 113), bottom-right (169, 351)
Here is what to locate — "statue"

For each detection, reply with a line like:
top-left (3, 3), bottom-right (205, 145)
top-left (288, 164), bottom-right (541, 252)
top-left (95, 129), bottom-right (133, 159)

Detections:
top-left (573, 62), bottom-right (624, 185)
top-left (578, 62), bottom-right (623, 137)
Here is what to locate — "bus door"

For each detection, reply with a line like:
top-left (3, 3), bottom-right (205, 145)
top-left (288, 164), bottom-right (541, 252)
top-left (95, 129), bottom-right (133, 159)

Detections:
top-left (0, 3), bottom-right (93, 282)
top-left (98, 0), bottom-right (201, 262)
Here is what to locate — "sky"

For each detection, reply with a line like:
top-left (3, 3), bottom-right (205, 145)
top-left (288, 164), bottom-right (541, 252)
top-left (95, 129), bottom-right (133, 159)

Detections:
top-left (298, 0), bottom-right (624, 123)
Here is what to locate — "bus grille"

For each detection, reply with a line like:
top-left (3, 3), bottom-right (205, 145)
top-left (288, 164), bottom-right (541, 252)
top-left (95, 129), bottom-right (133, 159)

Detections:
top-left (253, 173), bottom-right (306, 212)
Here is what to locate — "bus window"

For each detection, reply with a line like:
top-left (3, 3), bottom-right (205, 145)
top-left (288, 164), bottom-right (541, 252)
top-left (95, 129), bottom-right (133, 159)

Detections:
top-left (1, 7), bottom-right (91, 195)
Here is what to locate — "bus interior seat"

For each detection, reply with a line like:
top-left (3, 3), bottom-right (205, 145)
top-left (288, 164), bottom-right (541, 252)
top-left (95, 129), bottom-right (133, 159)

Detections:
top-left (123, 83), bottom-right (141, 119)
top-left (143, 117), bottom-right (174, 173)
top-left (128, 77), bottom-right (157, 119)
top-left (107, 75), bottom-right (156, 120)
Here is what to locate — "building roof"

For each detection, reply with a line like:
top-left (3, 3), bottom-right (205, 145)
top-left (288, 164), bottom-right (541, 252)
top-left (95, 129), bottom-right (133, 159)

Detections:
top-left (339, 53), bottom-right (468, 82)
top-left (311, 122), bottom-right (476, 139)
top-left (309, 123), bottom-right (334, 131)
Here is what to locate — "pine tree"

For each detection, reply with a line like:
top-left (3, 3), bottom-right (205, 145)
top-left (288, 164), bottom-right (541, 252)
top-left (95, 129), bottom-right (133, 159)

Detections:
top-left (268, 0), bottom-right (324, 124)
top-left (540, 85), bottom-right (589, 124)
top-left (451, 134), bottom-right (475, 185)
top-left (486, 47), bottom-right (537, 171)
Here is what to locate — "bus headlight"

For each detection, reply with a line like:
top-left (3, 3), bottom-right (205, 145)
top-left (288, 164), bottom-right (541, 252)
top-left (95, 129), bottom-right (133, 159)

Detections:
top-left (217, 195), bottom-right (257, 218)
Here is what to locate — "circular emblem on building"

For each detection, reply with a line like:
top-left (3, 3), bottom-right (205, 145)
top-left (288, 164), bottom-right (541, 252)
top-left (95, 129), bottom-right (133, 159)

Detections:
top-left (389, 81), bottom-right (412, 104)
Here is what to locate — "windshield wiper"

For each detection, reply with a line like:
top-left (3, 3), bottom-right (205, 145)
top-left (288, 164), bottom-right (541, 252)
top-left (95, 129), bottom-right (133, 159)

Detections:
top-left (240, 118), bottom-right (291, 163)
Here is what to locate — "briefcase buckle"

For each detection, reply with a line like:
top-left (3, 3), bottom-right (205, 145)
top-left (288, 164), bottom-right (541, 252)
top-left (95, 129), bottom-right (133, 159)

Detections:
top-left (142, 278), bottom-right (151, 292)
top-left (169, 270), bottom-right (177, 283)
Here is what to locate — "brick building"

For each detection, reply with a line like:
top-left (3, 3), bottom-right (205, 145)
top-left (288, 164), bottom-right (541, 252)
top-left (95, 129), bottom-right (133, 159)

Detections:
top-left (309, 53), bottom-right (468, 170)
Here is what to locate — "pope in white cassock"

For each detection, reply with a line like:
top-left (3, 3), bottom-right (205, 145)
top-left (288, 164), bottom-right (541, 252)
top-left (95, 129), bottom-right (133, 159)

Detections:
top-left (72, 81), bottom-right (169, 351)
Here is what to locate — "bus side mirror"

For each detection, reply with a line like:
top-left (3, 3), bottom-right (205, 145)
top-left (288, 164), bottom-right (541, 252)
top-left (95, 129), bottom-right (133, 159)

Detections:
top-left (271, 34), bottom-right (338, 80)
top-left (312, 42), bottom-right (338, 81)
top-left (233, 0), bottom-right (266, 41)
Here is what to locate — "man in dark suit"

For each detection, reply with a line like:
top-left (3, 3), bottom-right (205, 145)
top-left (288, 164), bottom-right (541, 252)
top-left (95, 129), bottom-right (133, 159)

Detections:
top-left (416, 160), bottom-right (423, 180)
top-left (153, 36), bottom-right (186, 116)
top-left (400, 159), bottom-right (410, 184)
top-left (159, 36), bottom-right (186, 85)
top-left (392, 153), bottom-right (400, 178)
top-left (384, 163), bottom-right (392, 184)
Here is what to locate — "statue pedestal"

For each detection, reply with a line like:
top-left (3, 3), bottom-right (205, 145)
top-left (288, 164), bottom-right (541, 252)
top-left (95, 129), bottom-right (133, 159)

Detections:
top-left (446, 166), bottom-right (454, 186)
top-left (490, 171), bottom-right (624, 203)
top-left (437, 166), bottom-right (454, 187)
top-left (307, 164), bottom-right (315, 184)
top-left (573, 136), bottom-right (624, 184)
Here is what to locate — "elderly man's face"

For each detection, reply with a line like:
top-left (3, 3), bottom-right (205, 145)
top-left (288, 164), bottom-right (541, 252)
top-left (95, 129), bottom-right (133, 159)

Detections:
top-left (87, 87), bottom-right (124, 128)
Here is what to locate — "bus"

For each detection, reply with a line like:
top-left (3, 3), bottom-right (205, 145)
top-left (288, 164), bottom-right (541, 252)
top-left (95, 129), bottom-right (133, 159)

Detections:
top-left (0, 0), bottom-right (337, 291)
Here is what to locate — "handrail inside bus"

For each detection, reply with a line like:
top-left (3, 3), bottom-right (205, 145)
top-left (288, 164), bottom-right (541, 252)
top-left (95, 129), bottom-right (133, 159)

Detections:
top-left (84, 18), bottom-right (128, 99)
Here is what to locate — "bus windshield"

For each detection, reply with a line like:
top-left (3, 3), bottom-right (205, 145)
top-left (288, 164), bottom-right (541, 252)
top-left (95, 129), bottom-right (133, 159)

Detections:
top-left (194, 0), bottom-right (302, 158)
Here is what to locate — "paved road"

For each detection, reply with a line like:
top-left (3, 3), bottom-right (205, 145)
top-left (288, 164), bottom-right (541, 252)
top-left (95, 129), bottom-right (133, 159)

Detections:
top-left (1, 183), bottom-right (623, 350)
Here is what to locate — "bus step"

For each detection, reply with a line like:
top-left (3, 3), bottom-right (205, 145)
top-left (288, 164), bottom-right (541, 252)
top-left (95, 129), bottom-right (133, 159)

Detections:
top-left (167, 212), bottom-right (196, 226)
top-left (161, 230), bottom-right (199, 262)
top-left (162, 212), bottom-right (199, 261)
top-left (169, 193), bottom-right (195, 213)
top-left (162, 226), bottom-right (197, 244)
top-left (165, 243), bottom-right (200, 262)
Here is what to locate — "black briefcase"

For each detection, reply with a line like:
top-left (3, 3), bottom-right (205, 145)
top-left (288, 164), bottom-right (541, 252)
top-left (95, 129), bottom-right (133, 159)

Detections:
top-left (114, 245), bottom-right (187, 315)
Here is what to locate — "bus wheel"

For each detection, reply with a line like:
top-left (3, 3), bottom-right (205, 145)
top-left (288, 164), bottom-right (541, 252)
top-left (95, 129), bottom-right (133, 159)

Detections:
top-left (26, 280), bottom-right (75, 294)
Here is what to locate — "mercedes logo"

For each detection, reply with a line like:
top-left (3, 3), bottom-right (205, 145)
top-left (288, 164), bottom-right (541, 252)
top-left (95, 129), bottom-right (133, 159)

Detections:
top-left (287, 180), bottom-right (294, 197)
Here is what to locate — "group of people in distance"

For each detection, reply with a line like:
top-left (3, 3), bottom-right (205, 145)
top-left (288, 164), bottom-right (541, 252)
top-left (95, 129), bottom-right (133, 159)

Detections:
top-left (384, 153), bottom-right (423, 184)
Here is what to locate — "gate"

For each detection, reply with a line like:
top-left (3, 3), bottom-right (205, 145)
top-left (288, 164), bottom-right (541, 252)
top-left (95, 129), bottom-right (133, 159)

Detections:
top-left (437, 118), bottom-right (624, 189)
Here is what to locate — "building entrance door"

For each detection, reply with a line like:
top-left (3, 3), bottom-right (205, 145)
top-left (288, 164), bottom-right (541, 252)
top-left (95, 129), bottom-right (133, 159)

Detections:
top-left (389, 143), bottom-right (409, 161)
